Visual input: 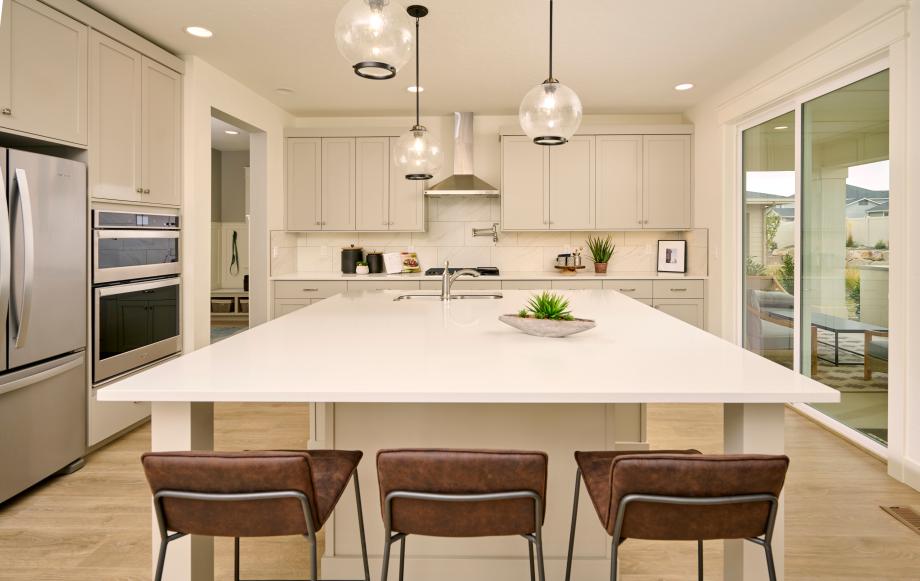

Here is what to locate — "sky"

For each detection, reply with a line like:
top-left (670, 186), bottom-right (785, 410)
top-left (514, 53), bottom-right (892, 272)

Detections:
top-left (746, 160), bottom-right (890, 197)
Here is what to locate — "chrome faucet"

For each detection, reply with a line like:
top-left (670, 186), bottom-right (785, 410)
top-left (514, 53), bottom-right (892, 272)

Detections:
top-left (440, 261), bottom-right (480, 301)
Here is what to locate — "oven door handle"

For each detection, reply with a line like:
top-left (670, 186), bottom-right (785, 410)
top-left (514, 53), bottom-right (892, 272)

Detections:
top-left (0, 163), bottom-right (10, 338)
top-left (95, 276), bottom-right (181, 297)
top-left (13, 168), bottom-right (35, 349)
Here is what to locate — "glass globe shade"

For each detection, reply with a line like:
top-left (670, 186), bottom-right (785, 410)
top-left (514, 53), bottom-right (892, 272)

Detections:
top-left (518, 81), bottom-right (583, 145)
top-left (393, 126), bottom-right (443, 180)
top-left (335, 0), bottom-right (414, 79)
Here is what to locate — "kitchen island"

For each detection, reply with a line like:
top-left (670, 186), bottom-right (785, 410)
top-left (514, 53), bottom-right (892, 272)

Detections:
top-left (99, 289), bottom-right (838, 581)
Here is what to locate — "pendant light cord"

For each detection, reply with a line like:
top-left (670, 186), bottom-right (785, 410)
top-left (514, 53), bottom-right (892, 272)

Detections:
top-left (415, 15), bottom-right (421, 127)
top-left (548, 0), bottom-right (554, 81)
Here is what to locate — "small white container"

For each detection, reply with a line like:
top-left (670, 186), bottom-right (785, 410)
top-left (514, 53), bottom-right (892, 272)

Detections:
top-left (355, 265), bottom-right (369, 275)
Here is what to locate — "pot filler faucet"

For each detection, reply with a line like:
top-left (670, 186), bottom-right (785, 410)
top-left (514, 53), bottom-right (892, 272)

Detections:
top-left (441, 261), bottom-right (480, 301)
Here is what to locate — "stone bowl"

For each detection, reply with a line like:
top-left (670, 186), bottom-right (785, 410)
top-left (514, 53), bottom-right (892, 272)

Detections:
top-left (498, 315), bottom-right (596, 338)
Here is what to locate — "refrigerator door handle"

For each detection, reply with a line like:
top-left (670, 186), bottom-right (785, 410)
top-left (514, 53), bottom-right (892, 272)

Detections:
top-left (0, 163), bottom-right (10, 333)
top-left (0, 352), bottom-right (83, 397)
top-left (12, 168), bottom-right (35, 349)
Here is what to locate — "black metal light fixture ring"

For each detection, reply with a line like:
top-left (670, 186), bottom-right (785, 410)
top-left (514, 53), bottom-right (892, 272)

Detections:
top-left (353, 61), bottom-right (397, 80)
top-left (533, 136), bottom-right (568, 146)
top-left (406, 173), bottom-right (433, 180)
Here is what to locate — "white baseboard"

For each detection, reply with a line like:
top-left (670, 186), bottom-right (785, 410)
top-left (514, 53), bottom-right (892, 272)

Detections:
top-left (788, 403), bottom-right (888, 461)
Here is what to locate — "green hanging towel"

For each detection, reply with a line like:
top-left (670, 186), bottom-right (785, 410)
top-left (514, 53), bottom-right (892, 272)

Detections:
top-left (229, 230), bottom-right (240, 276)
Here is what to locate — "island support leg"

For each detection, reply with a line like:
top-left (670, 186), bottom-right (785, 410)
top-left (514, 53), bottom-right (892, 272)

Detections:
top-left (723, 403), bottom-right (784, 581)
top-left (150, 402), bottom-right (215, 581)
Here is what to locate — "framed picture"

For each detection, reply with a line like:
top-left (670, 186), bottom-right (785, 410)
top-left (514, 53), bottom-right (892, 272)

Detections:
top-left (657, 240), bottom-right (687, 273)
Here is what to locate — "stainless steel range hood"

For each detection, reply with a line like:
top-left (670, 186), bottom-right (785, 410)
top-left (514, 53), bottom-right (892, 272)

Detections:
top-left (425, 112), bottom-right (499, 197)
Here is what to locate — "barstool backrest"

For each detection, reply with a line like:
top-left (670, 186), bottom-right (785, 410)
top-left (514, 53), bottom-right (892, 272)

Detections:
top-left (377, 449), bottom-right (548, 537)
top-left (608, 454), bottom-right (789, 540)
top-left (142, 450), bottom-right (360, 537)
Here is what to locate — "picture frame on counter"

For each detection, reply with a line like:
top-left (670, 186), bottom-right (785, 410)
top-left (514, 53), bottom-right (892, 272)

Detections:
top-left (657, 240), bottom-right (688, 273)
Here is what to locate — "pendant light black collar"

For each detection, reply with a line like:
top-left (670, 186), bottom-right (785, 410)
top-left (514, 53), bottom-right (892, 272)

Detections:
top-left (353, 61), bottom-right (397, 80)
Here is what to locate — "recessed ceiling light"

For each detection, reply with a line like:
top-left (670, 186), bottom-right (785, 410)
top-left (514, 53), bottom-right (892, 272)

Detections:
top-left (407, 85), bottom-right (424, 93)
top-left (774, 125), bottom-right (789, 130)
top-left (275, 87), bottom-right (295, 95)
top-left (224, 130), bottom-right (239, 135)
top-left (185, 26), bottom-right (213, 38)
top-left (674, 83), bottom-right (694, 91)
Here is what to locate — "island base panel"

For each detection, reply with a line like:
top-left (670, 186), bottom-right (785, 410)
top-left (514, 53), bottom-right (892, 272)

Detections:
top-left (150, 402), bottom-right (215, 581)
top-left (723, 403), bottom-right (785, 581)
top-left (319, 402), bottom-right (646, 581)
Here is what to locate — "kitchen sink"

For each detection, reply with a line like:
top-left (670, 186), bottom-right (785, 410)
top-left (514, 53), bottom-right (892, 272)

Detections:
top-left (393, 293), bottom-right (504, 301)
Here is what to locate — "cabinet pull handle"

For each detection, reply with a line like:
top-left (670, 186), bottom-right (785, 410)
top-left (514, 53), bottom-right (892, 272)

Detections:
top-left (1, 108), bottom-right (10, 116)
top-left (302, 288), bottom-right (319, 292)
top-left (620, 288), bottom-right (636, 292)
top-left (143, 188), bottom-right (150, 194)
top-left (670, 288), bottom-right (687, 292)
top-left (136, 188), bottom-right (143, 193)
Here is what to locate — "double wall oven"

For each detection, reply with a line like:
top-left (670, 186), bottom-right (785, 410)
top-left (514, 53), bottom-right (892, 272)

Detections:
top-left (92, 211), bottom-right (181, 383)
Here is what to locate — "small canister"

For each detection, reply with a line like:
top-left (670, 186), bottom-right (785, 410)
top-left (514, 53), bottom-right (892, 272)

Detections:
top-left (366, 252), bottom-right (385, 274)
top-left (341, 245), bottom-right (363, 274)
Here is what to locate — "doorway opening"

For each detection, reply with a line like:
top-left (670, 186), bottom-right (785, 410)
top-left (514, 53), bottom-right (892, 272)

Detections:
top-left (209, 114), bottom-right (251, 343)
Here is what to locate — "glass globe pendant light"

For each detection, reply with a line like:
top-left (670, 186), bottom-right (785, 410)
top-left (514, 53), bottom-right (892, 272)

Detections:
top-left (335, 0), bottom-right (414, 80)
top-left (394, 5), bottom-right (443, 180)
top-left (519, 0), bottom-right (582, 145)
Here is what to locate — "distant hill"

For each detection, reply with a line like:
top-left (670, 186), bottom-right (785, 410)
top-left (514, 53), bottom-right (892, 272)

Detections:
top-left (746, 184), bottom-right (888, 202)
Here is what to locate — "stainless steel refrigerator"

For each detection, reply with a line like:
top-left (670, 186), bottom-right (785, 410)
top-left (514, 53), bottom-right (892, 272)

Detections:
top-left (0, 148), bottom-right (87, 503)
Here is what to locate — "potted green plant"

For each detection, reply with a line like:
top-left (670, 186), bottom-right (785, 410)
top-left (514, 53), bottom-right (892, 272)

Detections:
top-left (586, 235), bottom-right (615, 273)
top-left (499, 292), bottom-right (596, 338)
top-left (355, 260), bottom-right (369, 275)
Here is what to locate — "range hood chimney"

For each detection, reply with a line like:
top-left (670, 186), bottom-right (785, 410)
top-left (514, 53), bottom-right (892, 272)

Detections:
top-left (425, 112), bottom-right (499, 197)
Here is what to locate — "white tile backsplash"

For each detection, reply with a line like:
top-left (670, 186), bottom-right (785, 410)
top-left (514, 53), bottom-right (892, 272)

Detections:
top-left (272, 199), bottom-right (708, 275)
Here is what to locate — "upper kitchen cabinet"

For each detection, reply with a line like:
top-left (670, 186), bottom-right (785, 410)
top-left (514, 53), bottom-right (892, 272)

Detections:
top-left (286, 135), bottom-right (425, 232)
top-left (596, 135), bottom-right (642, 230)
top-left (0, 0), bottom-right (88, 146)
top-left (89, 32), bottom-right (182, 206)
top-left (501, 135), bottom-right (548, 230)
top-left (548, 135), bottom-right (594, 230)
top-left (643, 134), bottom-right (692, 229)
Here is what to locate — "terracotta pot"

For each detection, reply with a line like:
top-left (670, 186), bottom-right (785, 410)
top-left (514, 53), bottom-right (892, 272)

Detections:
top-left (594, 262), bottom-right (608, 274)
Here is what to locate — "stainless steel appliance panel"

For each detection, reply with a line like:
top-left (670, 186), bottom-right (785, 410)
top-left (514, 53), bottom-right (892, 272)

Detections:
top-left (94, 211), bottom-right (179, 229)
top-left (93, 229), bottom-right (180, 284)
top-left (8, 151), bottom-right (87, 369)
top-left (0, 148), bottom-right (8, 372)
top-left (94, 277), bottom-right (181, 382)
top-left (0, 353), bottom-right (86, 503)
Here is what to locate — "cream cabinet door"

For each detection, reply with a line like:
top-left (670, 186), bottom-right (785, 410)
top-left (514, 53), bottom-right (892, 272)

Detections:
top-left (654, 298), bottom-right (704, 328)
top-left (321, 138), bottom-right (356, 230)
top-left (355, 137), bottom-right (389, 231)
top-left (273, 298), bottom-right (313, 319)
top-left (141, 57), bottom-right (181, 206)
top-left (287, 138), bottom-right (322, 230)
top-left (388, 137), bottom-right (425, 231)
top-left (0, 1), bottom-right (10, 118)
top-left (89, 31), bottom-right (143, 202)
top-left (3, 0), bottom-right (87, 145)
top-left (643, 135), bottom-right (691, 229)
top-left (596, 135), bottom-right (642, 229)
top-left (548, 135), bottom-right (594, 230)
top-left (501, 136), bottom-right (547, 230)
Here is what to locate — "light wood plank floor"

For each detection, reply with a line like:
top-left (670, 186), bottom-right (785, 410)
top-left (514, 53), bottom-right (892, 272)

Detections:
top-left (0, 404), bottom-right (918, 580)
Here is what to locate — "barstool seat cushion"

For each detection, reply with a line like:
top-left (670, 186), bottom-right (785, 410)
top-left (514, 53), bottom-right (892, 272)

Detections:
top-left (377, 448), bottom-right (548, 538)
top-left (575, 450), bottom-right (700, 536)
top-left (142, 450), bottom-right (361, 537)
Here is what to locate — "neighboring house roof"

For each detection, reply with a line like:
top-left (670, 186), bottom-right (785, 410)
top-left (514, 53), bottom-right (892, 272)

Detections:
top-left (770, 207), bottom-right (795, 220)
top-left (846, 184), bottom-right (888, 203)
top-left (745, 191), bottom-right (794, 205)
top-left (867, 202), bottom-right (890, 215)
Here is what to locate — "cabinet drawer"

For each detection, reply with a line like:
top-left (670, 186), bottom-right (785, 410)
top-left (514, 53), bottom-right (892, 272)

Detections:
top-left (653, 279), bottom-right (704, 299)
top-left (420, 280), bottom-right (501, 291)
top-left (348, 280), bottom-right (420, 292)
top-left (274, 281), bottom-right (346, 299)
top-left (502, 280), bottom-right (551, 290)
top-left (602, 280), bottom-right (653, 298)
top-left (551, 280), bottom-right (603, 290)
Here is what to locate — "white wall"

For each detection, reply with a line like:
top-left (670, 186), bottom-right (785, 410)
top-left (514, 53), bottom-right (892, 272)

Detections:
top-left (182, 56), bottom-right (293, 350)
top-left (219, 150), bottom-right (249, 222)
top-left (685, 0), bottom-right (919, 488)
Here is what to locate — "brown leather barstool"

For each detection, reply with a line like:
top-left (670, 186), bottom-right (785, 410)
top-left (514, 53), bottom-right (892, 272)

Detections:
top-left (376, 448), bottom-right (548, 581)
top-left (142, 450), bottom-right (370, 581)
top-left (564, 450), bottom-right (789, 581)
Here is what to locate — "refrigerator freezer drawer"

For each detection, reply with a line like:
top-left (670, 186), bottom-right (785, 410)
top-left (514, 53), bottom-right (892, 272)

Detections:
top-left (0, 353), bottom-right (86, 503)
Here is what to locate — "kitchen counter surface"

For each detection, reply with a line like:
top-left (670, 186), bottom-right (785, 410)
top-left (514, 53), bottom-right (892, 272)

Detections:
top-left (271, 270), bottom-right (708, 281)
top-left (100, 289), bottom-right (835, 405)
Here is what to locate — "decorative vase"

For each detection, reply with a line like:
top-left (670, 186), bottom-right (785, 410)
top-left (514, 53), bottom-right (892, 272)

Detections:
top-left (498, 315), bottom-right (596, 338)
top-left (594, 262), bottom-right (608, 274)
top-left (356, 265), bottom-right (369, 275)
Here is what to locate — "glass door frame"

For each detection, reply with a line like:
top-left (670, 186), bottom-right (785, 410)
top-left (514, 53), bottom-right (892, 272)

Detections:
top-left (733, 56), bottom-right (892, 459)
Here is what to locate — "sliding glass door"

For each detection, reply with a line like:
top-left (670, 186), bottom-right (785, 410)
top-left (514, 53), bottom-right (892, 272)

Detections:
top-left (740, 69), bottom-right (890, 446)
top-left (802, 71), bottom-right (890, 445)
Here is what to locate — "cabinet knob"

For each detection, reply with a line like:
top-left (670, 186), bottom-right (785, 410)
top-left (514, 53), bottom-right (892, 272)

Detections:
top-left (136, 188), bottom-right (143, 193)
top-left (143, 188), bottom-right (151, 194)
top-left (1, 108), bottom-right (11, 116)
top-left (315, 221), bottom-right (321, 225)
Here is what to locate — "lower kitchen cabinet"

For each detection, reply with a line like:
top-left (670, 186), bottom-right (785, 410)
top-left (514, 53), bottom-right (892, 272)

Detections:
top-left (420, 280), bottom-right (500, 291)
top-left (350, 280), bottom-right (420, 292)
top-left (273, 298), bottom-right (318, 318)
top-left (653, 298), bottom-right (704, 328)
top-left (501, 280), bottom-right (551, 290)
top-left (551, 280), bottom-right (603, 290)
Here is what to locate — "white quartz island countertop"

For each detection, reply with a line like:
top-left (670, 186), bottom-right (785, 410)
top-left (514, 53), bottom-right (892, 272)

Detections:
top-left (271, 270), bottom-right (708, 281)
top-left (99, 290), bottom-right (837, 405)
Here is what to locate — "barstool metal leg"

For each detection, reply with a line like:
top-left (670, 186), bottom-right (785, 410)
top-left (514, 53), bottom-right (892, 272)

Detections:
top-left (764, 541), bottom-right (777, 581)
top-left (528, 540), bottom-right (536, 581)
top-left (697, 540), bottom-right (703, 581)
top-left (534, 529), bottom-right (546, 581)
top-left (308, 532), bottom-right (319, 581)
top-left (398, 536), bottom-right (406, 581)
top-left (565, 468), bottom-right (581, 581)
top-left (352, 472), bottom-right (371, 581)
top-left (380, 533), bottom-right (392, 581)
top-left (154, 537), bottom-right (168, 581)
top-left (609, 537), bottom-right (619, 581)
top-left (234, 537), bottom-right (241, 581)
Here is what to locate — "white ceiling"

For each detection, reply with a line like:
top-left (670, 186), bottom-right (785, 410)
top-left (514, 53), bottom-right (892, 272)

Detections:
top-left (80, 0), bottom-right (863, 117)
top-left (210, 116), bottom-right (249, 151)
